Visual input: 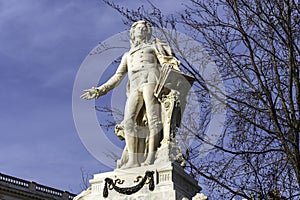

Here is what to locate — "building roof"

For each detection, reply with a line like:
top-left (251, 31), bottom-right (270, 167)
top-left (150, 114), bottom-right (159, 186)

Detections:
top-left (0, 172), bottom-right (76, 200)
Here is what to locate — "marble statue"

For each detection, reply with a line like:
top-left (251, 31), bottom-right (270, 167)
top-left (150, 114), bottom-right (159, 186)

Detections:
top-left (81, 20), bottom-right (187, 169)
top-left (192, 193), bottom-right (208, 200)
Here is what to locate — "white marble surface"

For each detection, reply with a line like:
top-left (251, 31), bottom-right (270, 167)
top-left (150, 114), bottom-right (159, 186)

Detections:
top-left (74, 162), bottom-right (201, 200)
top-left (80, 21), bottom-right (183, 169)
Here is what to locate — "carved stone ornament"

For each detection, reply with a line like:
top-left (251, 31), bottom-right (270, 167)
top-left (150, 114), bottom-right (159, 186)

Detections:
top-left (192, 193), bottom-right (208, 200)
top-left (103, 171), bottom-right (155, 198)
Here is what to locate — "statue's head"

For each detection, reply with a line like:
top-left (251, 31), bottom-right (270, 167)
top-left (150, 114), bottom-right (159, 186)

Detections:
top-left (130, 20), bottom-right (152, 47)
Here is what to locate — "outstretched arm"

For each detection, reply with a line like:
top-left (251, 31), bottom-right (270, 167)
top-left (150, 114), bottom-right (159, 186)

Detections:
top-left (80, 53), bottom-right (128, 100)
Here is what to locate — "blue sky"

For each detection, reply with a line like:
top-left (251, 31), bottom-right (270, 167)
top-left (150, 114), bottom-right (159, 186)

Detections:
top-left (0, 0), bottom-right (187, 194)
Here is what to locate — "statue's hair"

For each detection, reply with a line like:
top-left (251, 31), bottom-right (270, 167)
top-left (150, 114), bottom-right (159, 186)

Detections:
top-left (130, 20), bottom-right (152, 47)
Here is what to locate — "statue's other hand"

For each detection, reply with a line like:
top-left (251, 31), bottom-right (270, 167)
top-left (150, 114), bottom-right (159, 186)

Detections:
top-left (80, 86), bottom-right (107, 100)
top-left (80, 87), bottom-right (99, 100)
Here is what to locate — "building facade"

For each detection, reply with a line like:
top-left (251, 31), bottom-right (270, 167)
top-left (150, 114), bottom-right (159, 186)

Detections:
top-left (0, 173), bottom-right (76, 200)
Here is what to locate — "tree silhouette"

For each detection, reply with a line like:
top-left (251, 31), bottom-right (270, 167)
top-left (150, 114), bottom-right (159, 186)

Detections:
top-left (101, 1), bottom-right (300, 199)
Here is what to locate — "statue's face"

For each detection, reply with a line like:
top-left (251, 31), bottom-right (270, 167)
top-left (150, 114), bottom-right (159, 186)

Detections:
top-left (133, 23), bottom-right (148, 40)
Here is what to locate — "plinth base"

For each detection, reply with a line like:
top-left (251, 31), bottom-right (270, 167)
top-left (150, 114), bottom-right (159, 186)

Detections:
top-left (74, 162), bottom-right (201, 200)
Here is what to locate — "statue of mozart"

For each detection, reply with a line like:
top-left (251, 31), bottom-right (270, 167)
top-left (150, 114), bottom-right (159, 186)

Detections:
top-left (81, 20), bottom-right (193, 169)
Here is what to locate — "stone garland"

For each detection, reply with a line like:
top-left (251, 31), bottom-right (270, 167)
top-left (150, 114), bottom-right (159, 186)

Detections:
top-left (103, 171), bottom-right (155, 198)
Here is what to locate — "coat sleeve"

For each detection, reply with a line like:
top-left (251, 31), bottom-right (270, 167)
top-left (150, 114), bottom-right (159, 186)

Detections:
top-left (100, 52), bottom-right (128, 93)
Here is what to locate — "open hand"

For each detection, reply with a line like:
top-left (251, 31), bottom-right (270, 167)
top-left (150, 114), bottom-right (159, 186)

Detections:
top-left (80, 87), bottom-right (98, 100)
top-left (80, 86), bottom-right (107, 100)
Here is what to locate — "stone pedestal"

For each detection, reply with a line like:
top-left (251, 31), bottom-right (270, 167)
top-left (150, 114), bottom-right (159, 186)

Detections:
top-left (74, 162), bottom-right (201, 200)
